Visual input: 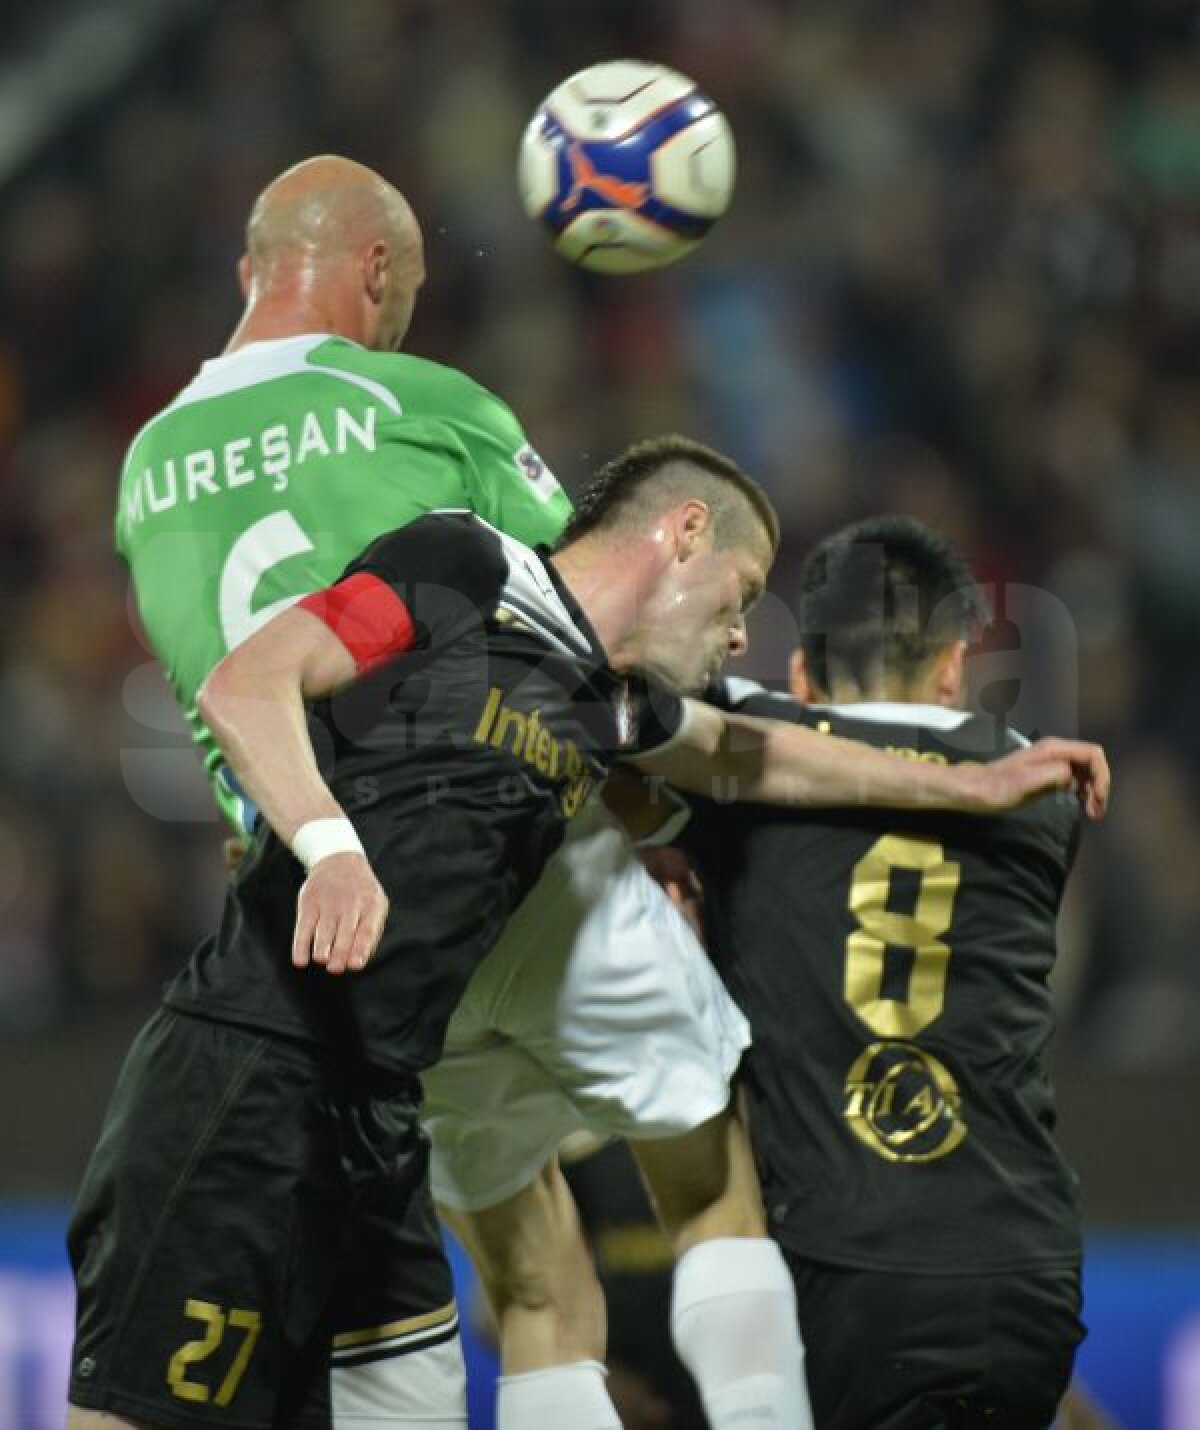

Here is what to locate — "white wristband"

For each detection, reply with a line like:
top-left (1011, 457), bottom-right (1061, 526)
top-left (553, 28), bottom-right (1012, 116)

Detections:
top-left (292, 817), bottom-right (365, 871)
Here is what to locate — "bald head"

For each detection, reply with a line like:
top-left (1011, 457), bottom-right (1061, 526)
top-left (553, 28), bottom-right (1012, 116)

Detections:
top-left (247, 156), bottom-right (419, 272)
top-left (231, 155), bottom-right (425, 353)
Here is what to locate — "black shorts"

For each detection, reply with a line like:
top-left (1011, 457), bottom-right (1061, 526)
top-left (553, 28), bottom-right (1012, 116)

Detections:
top-left (67, 1008), bottom-right (458, 1430)
top-left (783, 1251), bottom-right (1084, 1430)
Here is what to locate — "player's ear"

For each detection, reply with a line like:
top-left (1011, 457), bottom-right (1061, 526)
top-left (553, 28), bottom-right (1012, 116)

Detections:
top-left (363, 240), bottom-right (390, 305)
top-left (932, 640), bottom-right (967, 707)
top-left (676, 500), bottom-right (713, 559)
top-left (788, 648), bottom-right (814, 703)
top-left (237, 253), bottom-right (253, 299)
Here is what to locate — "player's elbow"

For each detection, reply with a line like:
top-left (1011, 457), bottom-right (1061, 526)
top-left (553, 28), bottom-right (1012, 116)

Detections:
top-left (197, 624), bottom-right (319, 747)
top-left (195, 657), bottom-right (235, 736)
top-left (196, 649), bottom-right (261, 744)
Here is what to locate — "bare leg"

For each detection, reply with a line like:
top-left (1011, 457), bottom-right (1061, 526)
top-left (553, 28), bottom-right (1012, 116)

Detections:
top-left (438, 1156), bottom-right (606, 1374)
top-left (440, 1160), bottom-right (621, 1427)
top-left (633, 1100), bottom-right (813, 1430)
top-left (630, 1098), bottom-right (766, 1251)
top-left (67, 1410), bottom-right (157, 1430)
top-left (440, 1102), bottom-right (808, 1428)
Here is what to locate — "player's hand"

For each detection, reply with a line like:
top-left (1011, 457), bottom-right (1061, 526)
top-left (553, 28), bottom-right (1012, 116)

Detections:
top-left (292, 852), bottom-right (389, 974)
top-left (640, 845), bottom-right (705, 939)
top-left (969, 738), bottom-right (1110, 819)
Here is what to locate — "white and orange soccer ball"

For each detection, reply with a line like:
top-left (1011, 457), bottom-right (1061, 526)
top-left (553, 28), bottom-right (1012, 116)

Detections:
top-left (517, 60), bottom-right (737, 274)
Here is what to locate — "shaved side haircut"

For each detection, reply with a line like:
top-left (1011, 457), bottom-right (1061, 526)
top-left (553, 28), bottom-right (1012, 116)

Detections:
top-left (559, 434), bottom-right (779, 555)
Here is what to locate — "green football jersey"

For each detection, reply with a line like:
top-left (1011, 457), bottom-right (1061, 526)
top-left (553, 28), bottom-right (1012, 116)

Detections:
top-left (116, 333), bottom-right (572, 834)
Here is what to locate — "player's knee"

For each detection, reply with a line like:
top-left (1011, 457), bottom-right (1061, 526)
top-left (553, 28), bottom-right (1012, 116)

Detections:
top-left (472, 1177), bottom-right (596, 1309)
top-left (488, 1225), bottom-right (603, 1318)
top-left (484, 1240), bottom-right (607, 1367)
top-left (636, 1113), bottom-right (767, 1245)
top-left (486, 1253), bottom-right (557, 1315)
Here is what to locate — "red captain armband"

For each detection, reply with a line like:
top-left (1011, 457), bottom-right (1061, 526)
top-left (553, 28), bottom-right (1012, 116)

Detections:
top-left (297, 572), bottom-right (417, 675)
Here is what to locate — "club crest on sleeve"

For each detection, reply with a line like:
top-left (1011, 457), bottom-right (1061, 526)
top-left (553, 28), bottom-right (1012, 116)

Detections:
top-left (513, 443), bottom-right (563, 504)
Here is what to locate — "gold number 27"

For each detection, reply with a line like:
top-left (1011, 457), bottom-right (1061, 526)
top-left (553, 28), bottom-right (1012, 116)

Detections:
top-left (167, 1298), bottom-right (262, 1408)
top-left (845, 833), bottom-right (962, 1038)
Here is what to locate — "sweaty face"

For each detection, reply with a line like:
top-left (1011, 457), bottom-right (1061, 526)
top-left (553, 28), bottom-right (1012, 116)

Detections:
top-left (639, 532), bottom-right (769, 693)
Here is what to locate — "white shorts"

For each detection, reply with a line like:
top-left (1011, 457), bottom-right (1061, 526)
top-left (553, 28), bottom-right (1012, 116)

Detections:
top-left (422, 801), bottom-right (751, 1211)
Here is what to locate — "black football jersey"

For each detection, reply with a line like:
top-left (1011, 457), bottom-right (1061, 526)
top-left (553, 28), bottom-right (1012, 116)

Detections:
top-left (166, 512), bottom-right (685, 1077)
top-left (680, 682), bottom-right (1082, 1273)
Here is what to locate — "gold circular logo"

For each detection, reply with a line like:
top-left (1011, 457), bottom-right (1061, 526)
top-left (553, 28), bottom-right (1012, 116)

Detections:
top-left (843, 1040), bottom-right (966, 1163)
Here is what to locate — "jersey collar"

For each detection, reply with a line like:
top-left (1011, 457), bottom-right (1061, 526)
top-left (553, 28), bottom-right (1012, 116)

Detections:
top-left (198, 333), bottom-right (338, 370)
top-left (534, 546), bottom-right (609, 665)
top-left (814, 700), bottom-right (972, 730)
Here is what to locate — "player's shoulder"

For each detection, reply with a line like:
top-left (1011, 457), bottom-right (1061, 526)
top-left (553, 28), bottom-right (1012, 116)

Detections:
top-left (705, 676), bottom-right (809, 723)
top-left (351, 509), bottom-right (503, 574)
top-left (314, 343), bottom-right (518, 430)
top-left (813, 702), bottom-right (1045, 768)
top-left (813, 701), bottom-right (990, 750)
top-left (708, 685), bottom-right (1040, 757)
top-left (823, 702), bottom-right (1082, 845)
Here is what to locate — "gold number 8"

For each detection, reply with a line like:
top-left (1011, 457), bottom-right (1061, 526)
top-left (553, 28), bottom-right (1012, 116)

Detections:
top-left (845, 833), bottom-right (961, 1038)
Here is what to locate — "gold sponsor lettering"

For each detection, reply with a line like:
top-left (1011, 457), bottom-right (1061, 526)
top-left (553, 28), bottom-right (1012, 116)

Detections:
top-left (473, 686), bottom-right (595, 818)
top-left (885, 744), bottom-right (949, 765)
top-left (474, 686), bottom-right (503, 743)
top-left (904, 1085), bottom-right (936, 1120)
top-left (844, 1040), bottom-right (966, 1163)
top-left (523, 706), bottom-right (542, 760)
top-left (535, 726), bottom-right (557, 776)
top-left (493, 705), bottom-right (528, 756)
top-left (560, 740), bottom-right (592, 818)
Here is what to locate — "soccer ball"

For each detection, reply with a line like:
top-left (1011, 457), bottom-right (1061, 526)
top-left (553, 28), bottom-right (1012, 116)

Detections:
top-left (517, 60), bottom-right (736, 274)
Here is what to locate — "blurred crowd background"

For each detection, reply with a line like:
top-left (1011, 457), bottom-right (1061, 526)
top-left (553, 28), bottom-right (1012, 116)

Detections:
top-left (1, 0), bottom-right (1199, 1205)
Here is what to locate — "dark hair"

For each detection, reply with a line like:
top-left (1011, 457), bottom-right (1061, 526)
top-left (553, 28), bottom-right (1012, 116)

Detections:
top-left (797, 515), bottom-right (990, 693)
top-left (557, 434), bottom-right (779, 553)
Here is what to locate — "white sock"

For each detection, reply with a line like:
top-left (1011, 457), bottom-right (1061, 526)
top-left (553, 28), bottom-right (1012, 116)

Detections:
top-left (495, 1359), bottom-right (622, 1430)
top-left (670, 1237), bottom-right (813, 1430)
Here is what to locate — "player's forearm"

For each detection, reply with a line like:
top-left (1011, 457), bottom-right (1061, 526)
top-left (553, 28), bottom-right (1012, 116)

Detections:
top-left (641, 703), bottom-right (992, 812)
top-left (728, 713), bottom-right (992, 809)
top-left (197, 607), bottom-right (362, 847)
top-left (196, 663), bottom-right (344, 847)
